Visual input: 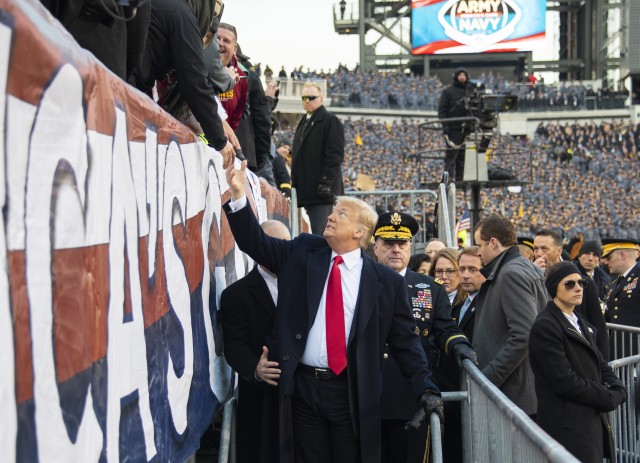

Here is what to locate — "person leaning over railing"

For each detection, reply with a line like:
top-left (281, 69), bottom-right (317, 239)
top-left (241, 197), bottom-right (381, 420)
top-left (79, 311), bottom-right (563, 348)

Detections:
top-left (528, 262), bottom-right (627, 463)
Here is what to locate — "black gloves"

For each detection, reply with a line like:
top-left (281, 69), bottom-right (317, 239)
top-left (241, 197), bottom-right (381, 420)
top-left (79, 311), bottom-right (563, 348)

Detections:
top-left (316, 182), bottom-right (332, 199)
top-left (605, 380), bottom-right (627, 409)
top-left (405, 390), bottom-right (444, 430)
top-left (453, 343), bottom-right (478, 367)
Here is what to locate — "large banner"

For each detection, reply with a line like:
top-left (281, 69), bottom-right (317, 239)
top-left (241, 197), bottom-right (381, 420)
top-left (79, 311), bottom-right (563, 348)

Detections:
top-left (0, 0), bottom-right (289, 461)
top-left (411, 0), bottom-right (546, 55)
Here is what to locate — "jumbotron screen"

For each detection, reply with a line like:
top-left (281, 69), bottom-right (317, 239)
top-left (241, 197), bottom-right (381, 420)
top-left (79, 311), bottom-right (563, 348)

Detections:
top-left (411, 0), bottom-right (546, 55)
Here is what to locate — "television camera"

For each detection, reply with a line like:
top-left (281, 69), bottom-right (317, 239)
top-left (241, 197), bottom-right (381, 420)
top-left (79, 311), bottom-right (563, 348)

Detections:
top-left (458, 87), bottom-right (517, 152)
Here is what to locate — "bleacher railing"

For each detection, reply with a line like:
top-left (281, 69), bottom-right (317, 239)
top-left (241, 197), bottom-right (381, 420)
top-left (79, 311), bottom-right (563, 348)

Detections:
top-left (264, 77), bottom-right (328, 100)
top-left (328, 82), bottom-right (629, 112)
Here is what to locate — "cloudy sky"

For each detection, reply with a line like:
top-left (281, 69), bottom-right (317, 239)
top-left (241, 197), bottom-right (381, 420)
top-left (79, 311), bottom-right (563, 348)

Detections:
top-left (224, 0), bottom-right (364, 73)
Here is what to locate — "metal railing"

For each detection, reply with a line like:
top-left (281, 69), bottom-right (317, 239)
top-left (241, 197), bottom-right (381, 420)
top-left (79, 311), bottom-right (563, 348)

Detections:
top-left (344, 189), bottom-right (438, 245)
top-left (459, 359), bottom-right (580, 462)
top-left (217, 396), bottom-right (237, 463)
top-left (608, 354), bottom-right (640, 462)
top-left (608, 323), bottom-right (640, 360)
top-left (264, 78), bottom-right (328, 100)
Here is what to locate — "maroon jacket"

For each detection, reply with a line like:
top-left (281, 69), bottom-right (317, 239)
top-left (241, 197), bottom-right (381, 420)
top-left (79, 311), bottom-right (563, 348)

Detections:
top-left (218, 55), bottom-right (248, 130)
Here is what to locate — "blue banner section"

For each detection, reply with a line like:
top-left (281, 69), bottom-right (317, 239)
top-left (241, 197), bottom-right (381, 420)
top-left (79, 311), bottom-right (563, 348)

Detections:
top-left (412, 0), bottom-right (546, 54)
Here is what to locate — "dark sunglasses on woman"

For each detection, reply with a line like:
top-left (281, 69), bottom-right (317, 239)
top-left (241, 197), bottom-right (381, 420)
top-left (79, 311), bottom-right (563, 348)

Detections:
top-left (563, 279), bottom-right (588, 290)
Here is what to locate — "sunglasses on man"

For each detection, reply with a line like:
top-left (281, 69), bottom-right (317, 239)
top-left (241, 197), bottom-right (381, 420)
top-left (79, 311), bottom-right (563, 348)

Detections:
top-left (301, 96), bottom-right (319, 101)
top-left (563, 279), bottom-right (588, 290)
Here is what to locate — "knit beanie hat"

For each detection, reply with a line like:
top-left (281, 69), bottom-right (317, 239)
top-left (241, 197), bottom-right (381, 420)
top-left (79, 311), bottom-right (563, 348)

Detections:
top-left (545, 261), bottom-right (582, 298)
top-left (579, 240), bottom-right (603, 257)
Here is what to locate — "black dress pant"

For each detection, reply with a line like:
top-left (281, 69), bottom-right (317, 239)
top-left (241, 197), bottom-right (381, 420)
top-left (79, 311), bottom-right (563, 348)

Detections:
top-left (305, 203), bottom-right (333, 236)
top-left (292, 369), bottom-right (359, 462)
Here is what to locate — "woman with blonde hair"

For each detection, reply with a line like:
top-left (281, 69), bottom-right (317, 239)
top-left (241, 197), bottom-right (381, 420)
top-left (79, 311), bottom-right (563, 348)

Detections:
top-left (429, 248), bottom-right (466, 307)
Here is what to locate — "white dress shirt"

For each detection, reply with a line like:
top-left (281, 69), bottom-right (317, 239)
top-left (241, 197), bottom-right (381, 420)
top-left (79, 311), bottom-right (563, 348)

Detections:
top-left (447, 289), bottom-right (457, 306)
top-left (563, 311), bottom-right (584, 336)
top-left (257, 266), bottom-right (278, 306)
top-left (300, 248), bottom-right (363, 368)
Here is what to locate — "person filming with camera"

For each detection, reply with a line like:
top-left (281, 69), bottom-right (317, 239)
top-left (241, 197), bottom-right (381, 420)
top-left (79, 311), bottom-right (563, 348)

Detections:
top-left (437, 68), bottom-right (476, 182)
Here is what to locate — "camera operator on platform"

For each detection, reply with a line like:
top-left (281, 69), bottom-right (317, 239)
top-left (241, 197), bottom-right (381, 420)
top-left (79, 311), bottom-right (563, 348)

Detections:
top-left (437, 68), bottom-right (476, 182)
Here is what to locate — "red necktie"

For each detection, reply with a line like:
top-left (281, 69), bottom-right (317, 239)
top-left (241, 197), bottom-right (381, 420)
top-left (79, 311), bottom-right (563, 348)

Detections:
top-left (326, 255), bottom-right (347, 374)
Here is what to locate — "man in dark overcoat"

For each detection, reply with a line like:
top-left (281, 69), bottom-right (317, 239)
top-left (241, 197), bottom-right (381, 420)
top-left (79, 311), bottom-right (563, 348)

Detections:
top-left (219, 220), bottom-right (291, 463)
top-left (223, 162), bottom-right (444, 463)
top-left (291, 82), bottom-right (344, 235)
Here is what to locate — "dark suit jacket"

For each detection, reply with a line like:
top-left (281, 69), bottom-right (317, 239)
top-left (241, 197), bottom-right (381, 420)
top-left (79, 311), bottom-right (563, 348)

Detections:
top-left (575, 260), bottom-right (612, 300)
top-left (223, 201), bottom-right (437, 463)
top-left (381, 271), bottom-right (469, 419)
top-left (291, 105), bottom-right (344, 207)
top-left (529, 302), bottom-right (626, 463)
top-left (220, 267), bottom-right (278, 463)
top-left (451, 294), bottom-right (477, 342)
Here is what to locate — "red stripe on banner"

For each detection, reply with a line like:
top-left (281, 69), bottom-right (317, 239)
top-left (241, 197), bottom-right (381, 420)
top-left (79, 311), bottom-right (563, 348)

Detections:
top-left (413, 32), bottom-right (546, 55)
top-left (413, 40), bottom-right (461, 55)
top-left (412, 0), bottom-right (446, 8)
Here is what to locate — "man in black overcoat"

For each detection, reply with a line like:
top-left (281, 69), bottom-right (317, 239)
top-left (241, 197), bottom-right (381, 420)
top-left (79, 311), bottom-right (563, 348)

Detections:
top-left (291, 82), bottom-right (344, 235)
top-left (219, 220), bottom-right (291, 463)
top-left (223, 162), bottom-right (444, 463)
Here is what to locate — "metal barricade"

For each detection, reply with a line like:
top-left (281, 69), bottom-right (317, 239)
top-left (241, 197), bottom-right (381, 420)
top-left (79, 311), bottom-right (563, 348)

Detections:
top-left (290, 187), bottom-right (299, 237)
top-left (608, 323), bottom-right (640, 360)
top-left (460, 359), bottom-right (580, 462)
top-left (344, 189), bottom-right (438, 244)
top-left (609, 354), bottom-right (640, 462)
top-left (217, 396), bottom-right (237, 463)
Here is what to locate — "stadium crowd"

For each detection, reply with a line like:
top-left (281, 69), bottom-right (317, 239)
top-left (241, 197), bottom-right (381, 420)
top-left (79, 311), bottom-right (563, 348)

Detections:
top-left (274, 118), bottom-right (640, 241)
top-left (267, 66), bottom-right (631, 111)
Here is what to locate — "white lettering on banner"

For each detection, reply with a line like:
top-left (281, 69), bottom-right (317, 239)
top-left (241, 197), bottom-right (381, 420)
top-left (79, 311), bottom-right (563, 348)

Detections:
top-left (456, 0), bottom-right (502, 14)
top-left (145, 128), bottom-right (159, 281)
top-left (25, 64), bottom-right (103, 460)
top-left (458, 17), bottom-right (501, 32)
top-left (0, 19), bottom-right (17, 463)
top-left (202, 159), bottom-right (223, 393)
top-left (438, 0), bottom-right (521, 50)
top-left (163, 141), bottom-right (194, 434)
top-left (106, 108), bottom-right (158, 461)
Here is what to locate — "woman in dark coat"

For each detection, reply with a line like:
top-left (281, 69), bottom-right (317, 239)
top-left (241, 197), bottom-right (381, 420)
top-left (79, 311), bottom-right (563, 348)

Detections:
top-left (529, 261), bottom-right (627, 463)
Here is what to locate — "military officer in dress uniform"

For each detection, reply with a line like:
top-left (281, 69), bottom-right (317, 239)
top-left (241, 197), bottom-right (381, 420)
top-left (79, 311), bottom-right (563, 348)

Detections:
top-left (602, 239), bottom-right (640, 357)
top-left (373, 212), bottom-right (477, 463)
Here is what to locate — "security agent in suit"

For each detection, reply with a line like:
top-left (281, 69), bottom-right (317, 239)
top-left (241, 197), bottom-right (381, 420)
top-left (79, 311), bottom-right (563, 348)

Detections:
top-left (439, 247), bottom-right (485, 463)
top-left (602, 239), bottom-right (640, 356)
top-left (219, 220), bottom-right (291, 463)
top-left (451, 247), bottom-right (485, 343)
top-left (372, 212), bottom-right (476, 463)
top-left (223, 162), bottom-right (444, 463)
top-left (291, 83), bottom-right (345, 235)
